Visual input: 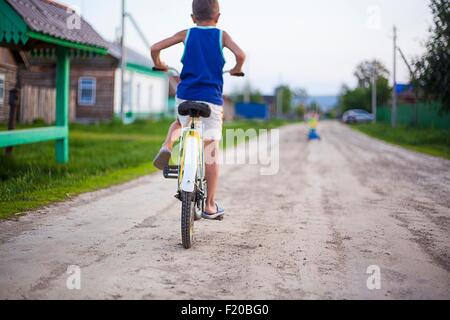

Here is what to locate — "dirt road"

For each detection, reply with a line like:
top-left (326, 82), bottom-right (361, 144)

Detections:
top-left (1, 122), bottom-right (449, 299)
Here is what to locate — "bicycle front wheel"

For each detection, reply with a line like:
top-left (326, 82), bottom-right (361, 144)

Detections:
top-left (181, 191), bottom-right (195, 249)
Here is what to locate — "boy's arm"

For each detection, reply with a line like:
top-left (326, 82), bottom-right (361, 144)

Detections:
top-left (222, 31), bottom-right (246, 75)
top-left (151, 30), bottom-right (187, 71)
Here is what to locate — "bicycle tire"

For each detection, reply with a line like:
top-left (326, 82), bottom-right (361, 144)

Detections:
top-left (181, 191), bottom-right (194, 249)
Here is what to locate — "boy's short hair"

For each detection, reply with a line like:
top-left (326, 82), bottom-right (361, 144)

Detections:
top-left (192, 0), bottom-right (220, 21)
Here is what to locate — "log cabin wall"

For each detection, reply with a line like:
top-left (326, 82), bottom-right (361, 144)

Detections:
top-left (19, 85), bottom-right (76, 124)
top-left (19, 65), bottom-right (76, 124)
top-left (71, 55), bottom-right (117, 122)
top-left (16, 54), bottom-right (117, 124)
top-left (0, 48), bottom-right (18, 123)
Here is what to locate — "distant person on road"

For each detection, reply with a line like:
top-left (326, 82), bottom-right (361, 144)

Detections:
top-left (306, 111), bottom-right (321, 141)
top-left (151, 0), bottom-right (246, 218)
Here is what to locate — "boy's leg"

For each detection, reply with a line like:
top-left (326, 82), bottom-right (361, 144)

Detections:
top-left (202, 103), bottom-right (224, 215)
top-left (163, 119), bottom-right (182, 151)
top-left (204, 139), bottom-right (220, 214)
top-left (153, 119), bottom-right (182, 170)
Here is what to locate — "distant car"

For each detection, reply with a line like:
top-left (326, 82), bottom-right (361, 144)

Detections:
top-left (342, 109), bottom-right (375, 124)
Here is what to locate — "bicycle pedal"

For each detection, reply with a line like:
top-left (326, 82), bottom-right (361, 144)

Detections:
top-left (163, 165), bottom-right (179, 179)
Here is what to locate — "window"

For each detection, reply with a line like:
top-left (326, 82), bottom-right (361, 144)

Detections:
top-left (78, 77), bottom-right (96, 106)
top-left (0, 74), bottom-right (5, 106)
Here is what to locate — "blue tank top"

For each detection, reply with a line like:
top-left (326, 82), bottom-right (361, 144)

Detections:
top-left (176, 27), bottom-right (225, 106)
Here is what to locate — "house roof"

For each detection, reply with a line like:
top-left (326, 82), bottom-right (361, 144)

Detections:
top-left (108, 41), bottom-right (153, 69)
top-left (5, 0), bottom-right (108, 49)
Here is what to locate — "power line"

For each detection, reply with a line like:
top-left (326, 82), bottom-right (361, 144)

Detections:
top-left (126, 13), bottom-right (151, 49)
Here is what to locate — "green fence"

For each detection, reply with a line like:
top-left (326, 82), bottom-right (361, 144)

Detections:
top-left (377, 103), bottom-right (450, 129)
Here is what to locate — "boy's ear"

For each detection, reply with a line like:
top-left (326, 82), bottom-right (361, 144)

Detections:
top-left (215, 13), bottom-right (221, 23)
top-left (191, 14), bottom-right (197, 24)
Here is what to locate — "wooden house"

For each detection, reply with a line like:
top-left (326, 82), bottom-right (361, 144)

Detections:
top-left (0, 0), bottom-right (110, 163)
top-left (0, 48), bottom-right (17, 122)
top-left (0, 0), bottom-right (171, 125)
top-left (0, 0), bottom-right (113, 124)
top-left (17, 48), bottom-right (118, 123)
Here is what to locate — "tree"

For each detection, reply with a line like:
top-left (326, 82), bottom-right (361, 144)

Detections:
top-left (354, 60), bottom-right (390, 89)
top-left (338, 77), bottom-right (391, 113)
top-left (339, 86), bottom-right (369, 111)
top-left (275, 85), bottom-right (293, 114)
top-left (413, 0), bottom-right (450, 112)
top-left (339, 60), bottom-right (391, 113)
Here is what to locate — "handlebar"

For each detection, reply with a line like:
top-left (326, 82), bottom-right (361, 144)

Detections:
top-left (152, 67), bottom-right (180, 76)
top-left (152, 67), bottom-right (244, 77)
top-left (223, 70), bottom-right (245, 77)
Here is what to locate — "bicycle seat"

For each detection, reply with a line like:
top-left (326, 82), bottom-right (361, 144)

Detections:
top-left (178, 101), bottom-right (211, 118)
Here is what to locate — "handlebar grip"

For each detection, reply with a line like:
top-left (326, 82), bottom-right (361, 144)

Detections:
top-left (233, 72), bottom-right (245, 77)
top-left (152, 67), bottom-right (167, 72)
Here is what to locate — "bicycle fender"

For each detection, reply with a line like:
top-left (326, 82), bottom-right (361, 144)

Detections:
top-left (181, 136), bottom-right (199, 193)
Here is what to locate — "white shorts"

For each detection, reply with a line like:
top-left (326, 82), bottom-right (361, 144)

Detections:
top-left (176, 98), bottom-right (223, 141)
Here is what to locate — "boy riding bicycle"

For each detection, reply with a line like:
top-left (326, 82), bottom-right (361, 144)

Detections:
top-left (151, 0), bottom-right (246, 219)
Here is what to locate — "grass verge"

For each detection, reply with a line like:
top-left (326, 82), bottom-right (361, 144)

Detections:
top-left (0, 119), bottom-right (289, 219)
top-left (351, 123), bottom-right (450, 160)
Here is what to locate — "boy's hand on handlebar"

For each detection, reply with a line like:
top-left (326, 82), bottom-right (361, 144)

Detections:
top-left (229, 67), bottom-right (245, 77)
top-left (153, 62), bottom-right (169, 72)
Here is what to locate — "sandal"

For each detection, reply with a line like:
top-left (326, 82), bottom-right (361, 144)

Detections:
top-left (153, 147), bottom-right (171, 170)
top-left (202, 203), bottom-right (225, 220)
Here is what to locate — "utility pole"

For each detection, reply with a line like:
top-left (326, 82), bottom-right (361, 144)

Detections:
top-left (391, 25), bottom-right (397, 128)
top-left (371, 64), bottom-right (377, 123)
top-left (120, 0), bottom-right (127, 122)
top-left (371, 73), bottom-right (377, 123)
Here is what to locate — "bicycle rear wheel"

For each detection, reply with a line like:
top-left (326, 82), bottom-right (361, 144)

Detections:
top-left (181, 191), bottom-right (195, 249)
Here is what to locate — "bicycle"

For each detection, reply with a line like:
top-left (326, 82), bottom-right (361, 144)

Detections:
top-left (153, 67), bottom-right (244, 249)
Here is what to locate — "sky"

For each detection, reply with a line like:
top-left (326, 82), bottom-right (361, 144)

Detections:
top-left (61, 0), bottom-right (433, 96)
